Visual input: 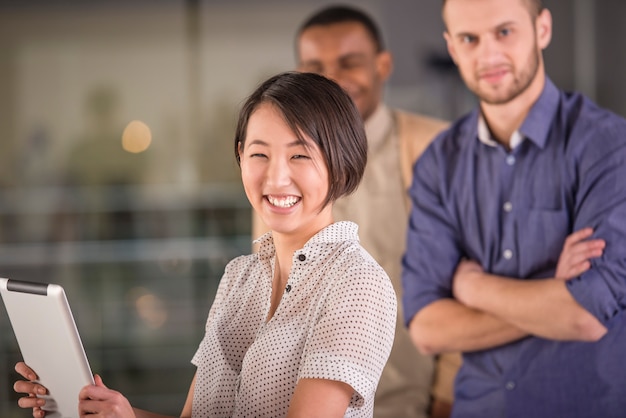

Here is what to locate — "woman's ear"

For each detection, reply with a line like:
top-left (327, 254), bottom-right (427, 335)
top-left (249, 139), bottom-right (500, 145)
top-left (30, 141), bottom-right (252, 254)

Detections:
top-left (237, 141), bottom-right (244, 163)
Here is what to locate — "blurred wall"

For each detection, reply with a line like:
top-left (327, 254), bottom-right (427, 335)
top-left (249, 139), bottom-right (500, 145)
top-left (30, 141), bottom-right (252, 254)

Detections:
top-left (0, 0), bottom-right (623, 191)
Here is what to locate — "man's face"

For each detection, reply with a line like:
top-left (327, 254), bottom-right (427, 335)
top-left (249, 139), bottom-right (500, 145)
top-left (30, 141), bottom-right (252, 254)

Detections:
top-left (297, 21), bottom-right (391, 121)
top-left (443, 0), bottom-right (551, 106)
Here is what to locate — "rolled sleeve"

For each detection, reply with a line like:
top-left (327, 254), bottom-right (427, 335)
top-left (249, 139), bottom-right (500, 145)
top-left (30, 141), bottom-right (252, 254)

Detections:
top-left (568, 210), bottom-right (626, 325)
top-left (566, 122), bottom-right (626, 325)
top-left (402, 142), bottom-right (462, 326)
top-left (567, 268), bottom-right (622, 325)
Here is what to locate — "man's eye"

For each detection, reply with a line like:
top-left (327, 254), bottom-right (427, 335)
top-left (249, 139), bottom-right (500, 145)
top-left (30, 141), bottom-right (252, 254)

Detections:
top-left (499, 28), bottom-right (511, 37)
top-left (341, 60), bottom-right (362, 69)
top-left (300, 64), bottom-right (323, 74)
top-left (462, 35), bottom-right (477, 44)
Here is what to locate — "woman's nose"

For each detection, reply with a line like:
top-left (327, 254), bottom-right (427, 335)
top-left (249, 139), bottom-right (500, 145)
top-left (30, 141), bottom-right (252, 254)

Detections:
top-left (265, 157), bottom-right (291, 187)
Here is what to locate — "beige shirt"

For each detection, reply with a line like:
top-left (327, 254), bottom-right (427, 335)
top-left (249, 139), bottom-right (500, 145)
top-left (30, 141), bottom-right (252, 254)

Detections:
top-left (334, 105), bottom-right (440, 418)
top-left (333, 104), bottom-right (407, 301)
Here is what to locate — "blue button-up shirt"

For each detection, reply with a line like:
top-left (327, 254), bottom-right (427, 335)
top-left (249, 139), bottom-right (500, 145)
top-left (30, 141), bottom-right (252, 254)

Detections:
top-left (402, 78), bottom-right (626, 418)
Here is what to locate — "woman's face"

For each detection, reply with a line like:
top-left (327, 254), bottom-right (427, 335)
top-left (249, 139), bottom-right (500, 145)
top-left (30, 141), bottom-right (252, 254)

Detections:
top-left (239, 103), bottom-right (333, 243)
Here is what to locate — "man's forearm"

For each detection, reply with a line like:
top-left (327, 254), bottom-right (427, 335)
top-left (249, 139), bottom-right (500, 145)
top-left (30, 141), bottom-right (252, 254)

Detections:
top-left (457, 271), bottom-right (607, 341)
top-left (409, 298), bottom-right (527, 355)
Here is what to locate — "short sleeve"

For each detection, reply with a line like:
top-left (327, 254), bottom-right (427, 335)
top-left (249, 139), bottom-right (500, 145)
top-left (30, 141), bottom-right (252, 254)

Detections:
top-left (298, 257), bottom-right (396, 406)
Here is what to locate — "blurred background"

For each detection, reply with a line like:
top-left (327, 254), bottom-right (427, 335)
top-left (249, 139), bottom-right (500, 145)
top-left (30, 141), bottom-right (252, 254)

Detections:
top-left (0, 0), bottom-right (624, 416)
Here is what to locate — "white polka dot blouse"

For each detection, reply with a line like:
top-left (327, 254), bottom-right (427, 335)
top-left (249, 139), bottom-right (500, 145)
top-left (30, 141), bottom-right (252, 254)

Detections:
top-left (191, 221), bottom-right (397, 417)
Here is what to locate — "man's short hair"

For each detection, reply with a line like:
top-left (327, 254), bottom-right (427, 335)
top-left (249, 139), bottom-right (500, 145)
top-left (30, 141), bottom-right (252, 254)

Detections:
top-left (442, 0), bottom-right (544, 20)
top-left (297, 5), bottom-right (385, 52)
top-left (525, 0), bottom-right (545, 19)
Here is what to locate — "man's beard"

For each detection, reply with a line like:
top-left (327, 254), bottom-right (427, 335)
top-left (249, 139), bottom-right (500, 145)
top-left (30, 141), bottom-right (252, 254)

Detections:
top-left (467, 47), bottom-right (541, 106)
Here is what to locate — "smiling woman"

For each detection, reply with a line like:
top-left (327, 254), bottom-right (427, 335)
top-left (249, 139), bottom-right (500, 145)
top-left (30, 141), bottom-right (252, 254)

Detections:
top-left (13, 71), bottom-right (397, 418)
top-left (238, 103), bottom-right (333, 240)
top-left (235, 72), bottom-right (367, 244)
top-left (235, 72), bottom-right (367, 206)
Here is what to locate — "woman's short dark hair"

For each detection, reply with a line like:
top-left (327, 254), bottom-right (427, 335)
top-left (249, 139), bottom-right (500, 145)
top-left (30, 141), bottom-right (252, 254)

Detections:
top-left (234, 71), bottom-right (367, 208)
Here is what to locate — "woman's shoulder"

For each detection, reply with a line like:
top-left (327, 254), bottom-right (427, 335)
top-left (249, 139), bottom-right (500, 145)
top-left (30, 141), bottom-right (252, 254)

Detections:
top-left (329, 240), bottom-right (394, 295)
top-left (224, 252), bottom-right (258, 271)
top-left (220, 253), bottom-right (264, 287)
top-left (313, 223), bottom-right (391, 282)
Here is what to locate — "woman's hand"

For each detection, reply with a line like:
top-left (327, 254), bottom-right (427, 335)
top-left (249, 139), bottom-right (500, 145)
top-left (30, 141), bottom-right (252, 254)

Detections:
top-left (79, 374), bottom-right (136, 418)
top-left (13, 362), bottom-right (48, 418)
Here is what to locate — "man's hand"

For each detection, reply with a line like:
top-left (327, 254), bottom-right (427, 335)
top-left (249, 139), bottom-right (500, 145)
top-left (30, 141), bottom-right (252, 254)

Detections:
top-left (448, 227), bottom-right (607, 341)
top-left (555, 227), bottom-right (605, 280)
top-left (452, 258), bottom-right (483, 306)
top-left (453, 227), bottom-right (605, 306)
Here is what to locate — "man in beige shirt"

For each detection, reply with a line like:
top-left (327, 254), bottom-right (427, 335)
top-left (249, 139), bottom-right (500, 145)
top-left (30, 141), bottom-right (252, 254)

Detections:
top-left (253, 5), bottom-right (459, 418)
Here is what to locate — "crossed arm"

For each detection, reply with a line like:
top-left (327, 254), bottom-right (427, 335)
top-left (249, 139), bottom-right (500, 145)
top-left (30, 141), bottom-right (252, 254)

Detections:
top-left (409, 228), bottom-right (608, 355)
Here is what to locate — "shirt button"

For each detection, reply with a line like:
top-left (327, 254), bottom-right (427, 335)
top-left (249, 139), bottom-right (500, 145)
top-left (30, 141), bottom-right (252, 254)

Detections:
top-left (503, 201), bottom-right (513, 212)
top-left (298, 254), bottom-right (306, 262)
top-left (285, 284), bottom-right (292, 293)
top-left (503, 249), bottom-right (513, 260)
top-left (506, 155), bottom-right (516, 165)
top-left (505, 381), bottom-right (516, 390)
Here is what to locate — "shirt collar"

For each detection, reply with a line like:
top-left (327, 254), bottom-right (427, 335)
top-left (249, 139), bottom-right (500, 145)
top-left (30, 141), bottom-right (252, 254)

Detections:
top-left (519, 77), bottom-right (560, 149)
top-left (477, 116), bottom-right (525, 149)
top-left (254, 221), bottom-right (360, 260)
top-left (476, 77), bottom-right (560, 150)
top-left (364, 103), bottom-right (393, 151)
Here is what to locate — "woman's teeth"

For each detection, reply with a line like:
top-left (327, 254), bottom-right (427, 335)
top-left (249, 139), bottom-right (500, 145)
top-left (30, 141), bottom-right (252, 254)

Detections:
top-left (268, 196), bottom-right (299, 208)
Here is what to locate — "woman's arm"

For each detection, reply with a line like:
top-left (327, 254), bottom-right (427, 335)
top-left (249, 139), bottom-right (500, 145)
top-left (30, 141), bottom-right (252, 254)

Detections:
top-left (179, 372), bottom-right (196, 418)
top-left (13, 363), bottom-right (196, 418)
top-left (79, 374), bottom-right (178, 418)
top-left (287, 378), bottom-right (353, 418)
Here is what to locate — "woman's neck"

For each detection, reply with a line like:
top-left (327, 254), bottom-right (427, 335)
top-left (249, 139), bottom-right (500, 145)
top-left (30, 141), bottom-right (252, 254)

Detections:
top-left (271, 208), bottom-right (334, 275)
top-left (272, 232), bottom-right (308, 281)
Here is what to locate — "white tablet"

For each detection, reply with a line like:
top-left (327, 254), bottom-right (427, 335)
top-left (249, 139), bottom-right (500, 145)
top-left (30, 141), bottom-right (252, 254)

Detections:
top-left (0, 278), bottom-right (94, 418)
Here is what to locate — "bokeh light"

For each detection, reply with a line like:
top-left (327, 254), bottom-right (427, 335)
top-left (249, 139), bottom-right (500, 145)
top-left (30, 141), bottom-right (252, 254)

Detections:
top-left (122, 120), bottom-right (152, 153)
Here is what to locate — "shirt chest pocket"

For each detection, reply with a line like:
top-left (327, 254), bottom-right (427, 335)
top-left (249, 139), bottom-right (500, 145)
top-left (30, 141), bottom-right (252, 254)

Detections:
top-left (516, 207), bottom-right (571, 278)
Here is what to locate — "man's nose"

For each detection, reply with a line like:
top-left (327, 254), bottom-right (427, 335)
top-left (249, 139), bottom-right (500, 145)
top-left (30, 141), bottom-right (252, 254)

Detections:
top-left (320, 65), bottom-right (341, 83)
top-left (477, 36), bottom-right (503, 65)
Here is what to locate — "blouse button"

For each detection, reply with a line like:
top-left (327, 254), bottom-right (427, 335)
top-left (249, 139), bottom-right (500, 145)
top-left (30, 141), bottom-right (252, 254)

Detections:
top-left (298, 254), bottom-right (306, 262)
